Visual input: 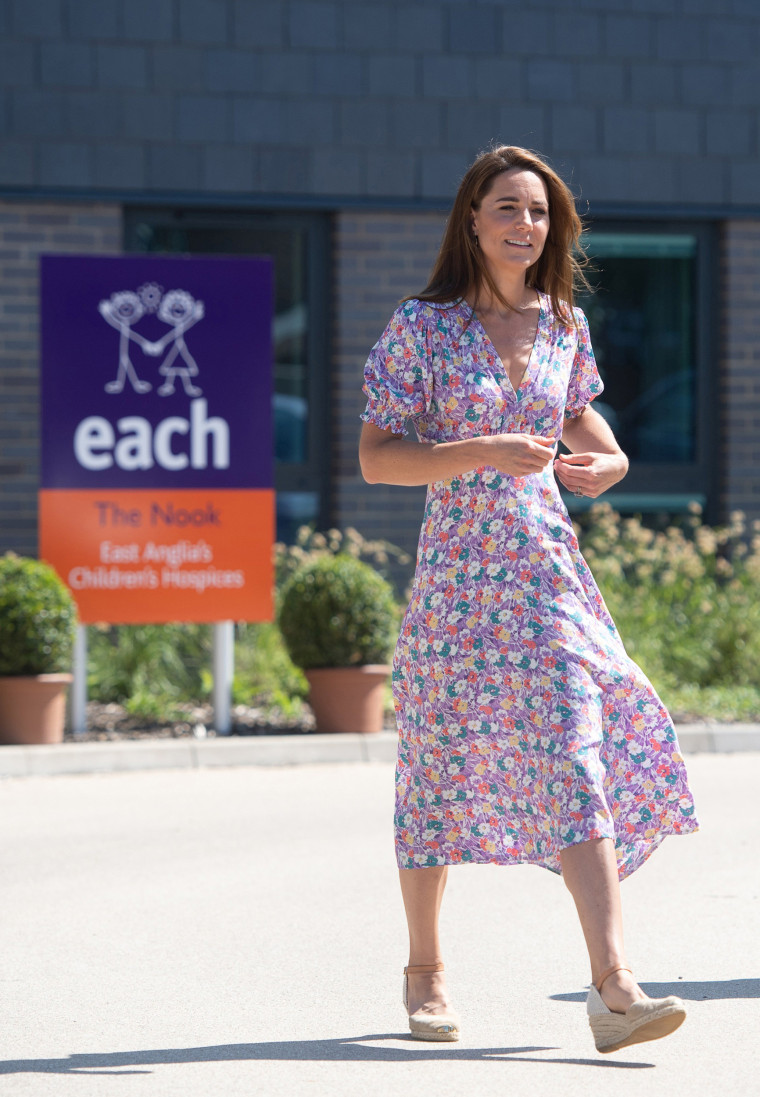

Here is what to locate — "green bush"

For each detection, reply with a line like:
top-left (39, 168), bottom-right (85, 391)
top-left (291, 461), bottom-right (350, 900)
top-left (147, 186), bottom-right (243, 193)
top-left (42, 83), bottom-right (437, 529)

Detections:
top-left (87, 621), bottom-right (308, 722)
top-left (0, 553), bottom-right (77, 676)
top-left (278, 554), bottom-right (399, 670)
top-left (578, 503), bottom-right (760, 713)
top-left (228, 622), bottom-right (308, 717)
top-left (87, 623), bottom-right (211, 714)
top-left (275, 525), bottom-right (412, 595)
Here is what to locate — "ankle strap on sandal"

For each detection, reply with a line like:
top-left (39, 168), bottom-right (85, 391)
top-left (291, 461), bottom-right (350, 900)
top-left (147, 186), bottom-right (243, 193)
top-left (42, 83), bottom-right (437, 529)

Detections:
top-left (404, 963), bottom-right (445, 975)
top-left (594, 964), bottom-right (632, 993)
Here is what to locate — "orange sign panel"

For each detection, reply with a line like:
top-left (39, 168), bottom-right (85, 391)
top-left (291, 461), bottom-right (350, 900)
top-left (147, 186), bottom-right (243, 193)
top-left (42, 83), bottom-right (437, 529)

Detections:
top-left (39, 488), bottom-right (274, 624)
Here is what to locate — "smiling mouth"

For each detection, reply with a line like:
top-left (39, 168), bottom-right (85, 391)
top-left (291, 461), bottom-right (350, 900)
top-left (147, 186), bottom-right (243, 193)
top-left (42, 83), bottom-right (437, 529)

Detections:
top-left (506, 239), bottom-right (531, 248)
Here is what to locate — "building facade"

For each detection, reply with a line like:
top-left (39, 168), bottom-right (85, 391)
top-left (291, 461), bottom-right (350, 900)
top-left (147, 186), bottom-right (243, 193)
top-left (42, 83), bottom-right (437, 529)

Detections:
top-left (1, 0), bottom-right (759, 566)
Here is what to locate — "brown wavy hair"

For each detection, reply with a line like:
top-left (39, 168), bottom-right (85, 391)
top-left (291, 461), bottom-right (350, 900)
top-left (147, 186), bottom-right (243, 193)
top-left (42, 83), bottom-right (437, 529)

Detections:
top-left (411, 145), bottom-right (590, 328)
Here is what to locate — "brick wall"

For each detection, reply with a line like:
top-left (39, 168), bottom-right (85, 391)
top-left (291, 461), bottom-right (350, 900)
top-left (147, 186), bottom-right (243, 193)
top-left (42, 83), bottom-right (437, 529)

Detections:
top-left (330, 209), bottom-right (445, 572)
top-left (720, 220), bottom-right (760, 525)
top-left (0, 200), bottom-right (121, 556)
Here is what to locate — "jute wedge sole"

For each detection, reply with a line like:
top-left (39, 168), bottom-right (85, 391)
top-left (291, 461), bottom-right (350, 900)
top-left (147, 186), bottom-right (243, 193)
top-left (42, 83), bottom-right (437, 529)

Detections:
top-left (587, 965), bottom-right (687, 1054)
top-left (403, 962), bottom-right (460, 1042)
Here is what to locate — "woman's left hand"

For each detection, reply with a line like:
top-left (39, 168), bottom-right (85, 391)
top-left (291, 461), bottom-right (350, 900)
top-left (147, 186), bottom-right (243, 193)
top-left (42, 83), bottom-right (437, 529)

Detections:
top-left (553, 450), bottom-right (628, 499)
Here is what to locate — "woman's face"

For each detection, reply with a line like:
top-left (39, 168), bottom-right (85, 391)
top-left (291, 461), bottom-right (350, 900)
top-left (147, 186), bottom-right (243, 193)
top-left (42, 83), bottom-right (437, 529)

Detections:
top-left (470, 168), bottom-right (550, 276)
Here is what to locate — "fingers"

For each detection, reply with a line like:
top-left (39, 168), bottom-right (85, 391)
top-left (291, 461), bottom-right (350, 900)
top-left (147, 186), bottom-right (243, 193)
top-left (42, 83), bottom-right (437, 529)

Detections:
top-left (555, 451), bottom-right (593, 465)
top-left (487, 433), bottom-right (559, 475)
top-left (526, 442), bottom-right (557, 471)
top-left (531, 444), bottom-right (558, 468)
top-left (554, 455), bottom-right (587, 487)
top-left (555, 451), bottom-right (592, 488)
top-left (554, 462), bottom-right (604, 498)
top-left (554, 451), bottom-right (622, 497)
top-left (529, 436), bottom-right (557, 459)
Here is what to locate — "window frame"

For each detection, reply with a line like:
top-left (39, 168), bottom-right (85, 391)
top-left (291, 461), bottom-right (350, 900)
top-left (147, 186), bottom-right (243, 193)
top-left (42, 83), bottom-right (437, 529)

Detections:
top-left (123, 205), bottom-right (332, 535)
top-left (571, 218), bottom-right (719, 521)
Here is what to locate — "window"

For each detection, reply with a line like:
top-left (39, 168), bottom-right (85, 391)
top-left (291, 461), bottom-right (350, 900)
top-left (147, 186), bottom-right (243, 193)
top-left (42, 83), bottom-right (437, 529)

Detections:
top-left (572, 222), bottom-right (717, 518)
top-left (125, 208), bottom-right (330, 542)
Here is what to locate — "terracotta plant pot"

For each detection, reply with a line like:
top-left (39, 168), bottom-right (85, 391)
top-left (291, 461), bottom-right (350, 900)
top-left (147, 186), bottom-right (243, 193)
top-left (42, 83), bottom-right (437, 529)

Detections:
top-left (0, 674), bottom-right (73, 745)
top-left (304, 665), bottom-right (391, 734)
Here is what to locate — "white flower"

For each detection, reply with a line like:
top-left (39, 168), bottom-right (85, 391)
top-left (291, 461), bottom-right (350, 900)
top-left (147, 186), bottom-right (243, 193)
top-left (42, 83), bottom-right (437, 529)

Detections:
top-left (138, 282), bottom-right (163, 313)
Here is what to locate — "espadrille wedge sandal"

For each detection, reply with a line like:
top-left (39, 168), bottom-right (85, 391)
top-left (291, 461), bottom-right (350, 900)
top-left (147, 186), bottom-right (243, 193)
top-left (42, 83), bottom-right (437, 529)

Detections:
top-left (402, 963), bottom-right (460, 1042)
top-left (587, 965), bottom-right (687, 1054)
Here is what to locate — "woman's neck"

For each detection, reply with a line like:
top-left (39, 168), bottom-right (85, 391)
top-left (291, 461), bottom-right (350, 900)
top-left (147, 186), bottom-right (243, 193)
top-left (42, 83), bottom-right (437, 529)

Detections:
top-left (472, 273), bottom-right (535, 317)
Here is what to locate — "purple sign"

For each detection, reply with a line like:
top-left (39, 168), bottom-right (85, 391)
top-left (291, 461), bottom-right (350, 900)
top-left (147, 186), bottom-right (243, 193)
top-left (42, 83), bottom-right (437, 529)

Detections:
top-left (40, 255), bottom-right (273, 490)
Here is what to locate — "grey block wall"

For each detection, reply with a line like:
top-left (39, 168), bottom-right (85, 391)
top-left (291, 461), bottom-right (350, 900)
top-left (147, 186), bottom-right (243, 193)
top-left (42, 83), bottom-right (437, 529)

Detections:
top-left (1, 0), bottom-right (758, 207)
top-left (330, 208), bottom-right (445, 569)
top-left (720, 221), bottom-right (760, 522)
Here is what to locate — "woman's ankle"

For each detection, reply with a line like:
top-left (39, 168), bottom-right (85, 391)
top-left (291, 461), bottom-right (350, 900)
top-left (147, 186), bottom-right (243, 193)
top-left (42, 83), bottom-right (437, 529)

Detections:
top-left (406, 957), bottom-right (444, 970)
top-left (598, 970), bottom-right (647, 1012)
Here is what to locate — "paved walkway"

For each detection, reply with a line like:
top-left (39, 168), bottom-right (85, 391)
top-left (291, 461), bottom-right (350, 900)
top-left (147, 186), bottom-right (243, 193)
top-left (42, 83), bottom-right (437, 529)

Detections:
top-left (2, 754), bottom-right (759, 1097)
top-left (1, 721), bottom-right (760, 779)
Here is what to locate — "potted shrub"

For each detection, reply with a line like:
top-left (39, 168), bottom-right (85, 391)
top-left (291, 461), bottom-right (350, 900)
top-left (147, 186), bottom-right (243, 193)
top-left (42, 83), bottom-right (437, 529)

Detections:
top-left (278, 554), bottom-right (399, 733)
top-left (0, 553), bottom-right (77, 745)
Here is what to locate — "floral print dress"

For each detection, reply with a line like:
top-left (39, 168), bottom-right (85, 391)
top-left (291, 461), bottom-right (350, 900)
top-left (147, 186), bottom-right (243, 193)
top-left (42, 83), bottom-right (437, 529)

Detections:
top-left (361, 294), bottom-right (698, 880)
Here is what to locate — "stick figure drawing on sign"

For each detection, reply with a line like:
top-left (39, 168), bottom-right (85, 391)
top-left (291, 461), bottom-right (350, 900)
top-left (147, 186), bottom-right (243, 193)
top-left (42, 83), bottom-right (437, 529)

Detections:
top-left (147, 290), bottom-right (205, 396)
top-left (98, 291), bottom-right (153, 393)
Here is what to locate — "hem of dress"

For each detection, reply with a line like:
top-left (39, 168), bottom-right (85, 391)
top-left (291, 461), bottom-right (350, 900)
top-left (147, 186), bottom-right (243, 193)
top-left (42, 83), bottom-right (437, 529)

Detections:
top-left (395, 821), bottom-right (699, 882)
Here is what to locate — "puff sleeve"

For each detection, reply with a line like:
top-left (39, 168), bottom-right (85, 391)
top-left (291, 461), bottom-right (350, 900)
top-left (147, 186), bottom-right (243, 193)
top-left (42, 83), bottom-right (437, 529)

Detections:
top-left (360, 302), bottom-right (433, 437)
top-left (564, 309), bottom-right (604, 419)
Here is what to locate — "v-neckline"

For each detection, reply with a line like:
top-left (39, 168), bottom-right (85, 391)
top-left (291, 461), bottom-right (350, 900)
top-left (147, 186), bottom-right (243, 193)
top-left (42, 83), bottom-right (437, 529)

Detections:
top-left (467, 291), bottom-right (544, 399)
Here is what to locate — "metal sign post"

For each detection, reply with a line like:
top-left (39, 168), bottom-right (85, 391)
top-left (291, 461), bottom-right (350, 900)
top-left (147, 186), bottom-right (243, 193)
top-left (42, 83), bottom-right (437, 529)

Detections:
top-left (212, 621), bottom-right (235, 735)
top-left (71, 624), bottom-right (88, 735)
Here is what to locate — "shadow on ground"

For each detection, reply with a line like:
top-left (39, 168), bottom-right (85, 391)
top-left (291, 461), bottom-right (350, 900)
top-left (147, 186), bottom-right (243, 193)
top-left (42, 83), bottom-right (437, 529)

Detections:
top-left (0, 1037), bottom-right (655, 1076)
top-left (551, 977), bottom-right (760, 1004)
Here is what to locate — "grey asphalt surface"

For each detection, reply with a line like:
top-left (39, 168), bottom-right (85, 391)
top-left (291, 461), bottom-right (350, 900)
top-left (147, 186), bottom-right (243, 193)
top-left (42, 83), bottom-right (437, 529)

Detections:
top-left (2, 753), bottom-right (759, 1097)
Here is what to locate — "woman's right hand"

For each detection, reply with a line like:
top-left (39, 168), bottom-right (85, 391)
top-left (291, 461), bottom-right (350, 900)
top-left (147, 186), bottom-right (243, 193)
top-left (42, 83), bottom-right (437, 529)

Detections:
top-left (476, 433), bottom-right (558, 476)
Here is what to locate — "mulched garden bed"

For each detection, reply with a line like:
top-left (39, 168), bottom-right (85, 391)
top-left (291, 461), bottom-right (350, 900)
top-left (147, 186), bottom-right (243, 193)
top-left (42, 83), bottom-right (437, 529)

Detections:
top-left (64, 701), bottom-right (317, 742)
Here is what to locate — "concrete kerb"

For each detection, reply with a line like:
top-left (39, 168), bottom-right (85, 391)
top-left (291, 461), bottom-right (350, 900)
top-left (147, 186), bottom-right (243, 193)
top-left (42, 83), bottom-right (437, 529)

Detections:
top-left (1, 722), bottom-right (759, 779)
top-left (0, 730), bottom-right (399, 778)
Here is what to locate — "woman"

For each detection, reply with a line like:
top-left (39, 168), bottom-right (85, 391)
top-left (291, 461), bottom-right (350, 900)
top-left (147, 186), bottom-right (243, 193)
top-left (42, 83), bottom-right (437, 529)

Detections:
top-left (358, 146), bottom-right (698, 1054)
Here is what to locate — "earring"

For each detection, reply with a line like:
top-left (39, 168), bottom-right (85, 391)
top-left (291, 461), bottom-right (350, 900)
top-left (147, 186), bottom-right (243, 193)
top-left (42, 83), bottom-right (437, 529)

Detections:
top-left (473, 235), bottom-right (479, 247)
